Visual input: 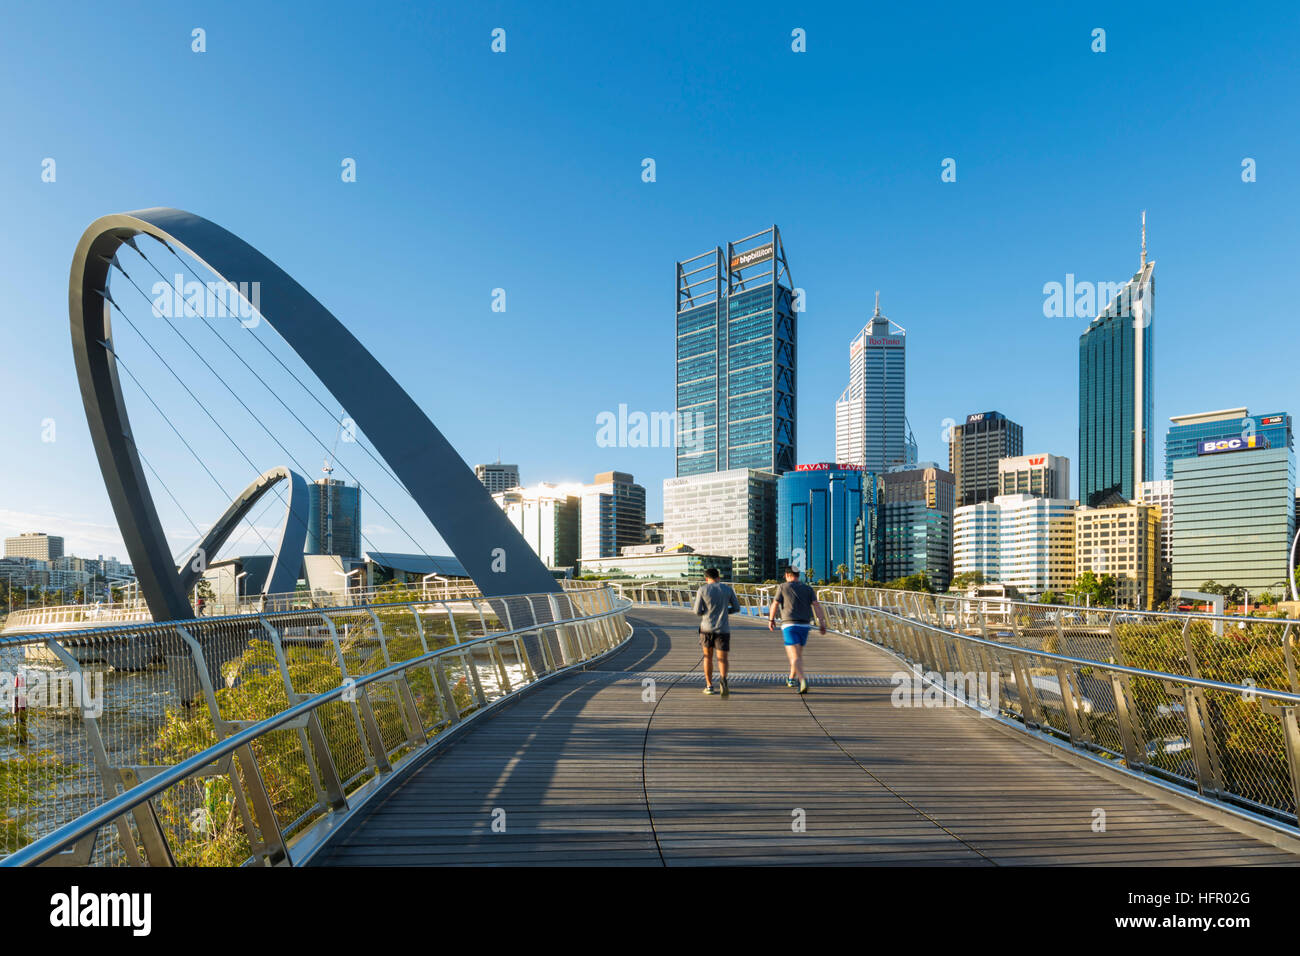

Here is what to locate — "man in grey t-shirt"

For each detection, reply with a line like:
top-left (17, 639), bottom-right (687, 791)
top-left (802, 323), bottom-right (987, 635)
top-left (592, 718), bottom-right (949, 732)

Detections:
top-left (768, 567), bottom-right (827, 694)
top-left (693, 567), bottom-right (739, 696)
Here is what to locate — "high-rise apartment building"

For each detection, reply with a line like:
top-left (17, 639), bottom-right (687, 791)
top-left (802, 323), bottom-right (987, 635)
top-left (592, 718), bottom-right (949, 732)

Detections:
top-left (835, 294), bottom-right (910, 472)
top-left (1075, 501), bottom-right (1163, 609)
top-left (662, 469), bottom-right (778, 581)
top-left (953, 494), bottom-right (1076, 597)
top-left (675, 226), bottom-right (797, 477)
top-left (998, 454), bottom-right (1070, 500)
top-left (580, 471), bottom-right (646, 560)
top-left (776, 463), bottom-right (877, 584)
top-left (1171, 445), bottom-right (1295, 592)
top-left (4, 532), bottom-right (64, 561)
top-left (494, 483), bottom-right (582, 568)
top-left (949, 411), bottom-right (1023, 507)
top-left (306, 477), bottom-right (363, 559)
top-left (1079, 218), bottom-right (1155, 506)
top-left (1165, 409), bottom-right (1292, 479)
top-left (474, 462), bottom-right (520, 494)
top-left (881, 463), bottom-right (954, 591)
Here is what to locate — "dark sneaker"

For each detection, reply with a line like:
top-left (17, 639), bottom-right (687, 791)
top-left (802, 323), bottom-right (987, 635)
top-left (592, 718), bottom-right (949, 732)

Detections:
top-left (798, 679), bottom-right (809, 695)
top-left (702, 685), bottom-right (717, 695)
top-left (719, 677), bottom-right (729, 697)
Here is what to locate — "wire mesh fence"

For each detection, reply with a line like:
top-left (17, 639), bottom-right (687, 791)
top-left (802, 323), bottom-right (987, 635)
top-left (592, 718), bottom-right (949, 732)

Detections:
top-left (619, 581), bottom-right (1300, 830)
top-left (1, 586), bottom-right (631, 867)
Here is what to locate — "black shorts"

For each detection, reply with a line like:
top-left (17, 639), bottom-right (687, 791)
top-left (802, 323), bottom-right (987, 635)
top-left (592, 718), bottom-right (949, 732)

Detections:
top-left (699, 630), bottom-right (730, 652)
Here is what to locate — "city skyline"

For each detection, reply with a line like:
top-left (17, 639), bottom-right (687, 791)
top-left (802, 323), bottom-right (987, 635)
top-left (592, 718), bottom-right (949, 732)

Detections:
top-left (2, 4), bottom-right (1297, 564)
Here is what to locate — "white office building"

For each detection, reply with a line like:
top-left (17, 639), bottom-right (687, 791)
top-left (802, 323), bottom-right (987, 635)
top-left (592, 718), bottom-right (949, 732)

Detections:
top-left (835, 295), bottom-right (911, 472)
top-left (1137, 479), bottom-right (1174, 565)
top-left (953, 494), bottom-right (1076, 596)
top-left (662, 468), bottom-right (777, 581)
top-left (494, 483), bottom-right (583, 569)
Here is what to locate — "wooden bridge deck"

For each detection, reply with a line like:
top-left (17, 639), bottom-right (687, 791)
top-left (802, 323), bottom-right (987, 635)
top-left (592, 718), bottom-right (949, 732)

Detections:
top-left (312, 607), bottom-right (1300, 866)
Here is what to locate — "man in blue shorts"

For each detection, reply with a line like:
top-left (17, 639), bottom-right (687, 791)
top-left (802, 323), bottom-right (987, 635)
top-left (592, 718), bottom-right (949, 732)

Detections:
top-left (767, 567), bottom-right (827, 694)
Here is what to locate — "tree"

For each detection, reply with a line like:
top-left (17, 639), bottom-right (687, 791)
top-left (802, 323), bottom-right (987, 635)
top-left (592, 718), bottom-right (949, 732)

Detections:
top-left (1070, 571), bottom-right (1117, 607)
top-left (1039, 590), bottom-right (1058, 605)
top-left (949, 571), bottom-right (986, 593)
top-left (836, 563), bottom-right (849, 584)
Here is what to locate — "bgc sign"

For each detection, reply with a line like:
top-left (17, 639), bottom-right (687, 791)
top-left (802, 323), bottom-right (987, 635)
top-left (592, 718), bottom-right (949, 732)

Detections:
top-left (1198, 435), bottom-right (1269, 456)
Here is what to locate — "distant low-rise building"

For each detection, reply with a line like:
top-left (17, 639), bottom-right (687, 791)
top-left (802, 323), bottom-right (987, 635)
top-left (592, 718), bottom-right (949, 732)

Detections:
top-left (580, 544), bottom-right (733, 581)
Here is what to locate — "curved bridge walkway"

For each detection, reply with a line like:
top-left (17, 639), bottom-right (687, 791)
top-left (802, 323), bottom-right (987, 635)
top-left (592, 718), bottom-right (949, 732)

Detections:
top-left (313, 608), bottom-right (1300, 866)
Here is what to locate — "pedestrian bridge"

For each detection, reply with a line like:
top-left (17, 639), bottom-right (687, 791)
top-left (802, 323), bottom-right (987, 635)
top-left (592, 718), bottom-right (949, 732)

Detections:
top-left (5, 587), bottom-right (1300, 867)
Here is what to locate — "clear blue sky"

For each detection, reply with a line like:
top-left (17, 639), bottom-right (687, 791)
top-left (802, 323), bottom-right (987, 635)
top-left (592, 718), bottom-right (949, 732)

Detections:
top-left (1, 0), bottom-right (1297, 560)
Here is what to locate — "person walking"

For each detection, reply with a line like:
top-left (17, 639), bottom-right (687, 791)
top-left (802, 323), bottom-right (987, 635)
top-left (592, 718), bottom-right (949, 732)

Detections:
top-left (768, 567), bottom-right (827, 694)
top-left (693, 567), bottom-right (740, 696)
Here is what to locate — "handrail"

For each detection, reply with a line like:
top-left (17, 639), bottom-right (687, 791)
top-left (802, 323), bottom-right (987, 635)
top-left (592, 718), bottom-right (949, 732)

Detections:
top-left (625, 583), bottom-right (1300, 832)
top-left (3, 596), bottom-right (631, 868)
top-left (0, 585), bottom-right (631, 867)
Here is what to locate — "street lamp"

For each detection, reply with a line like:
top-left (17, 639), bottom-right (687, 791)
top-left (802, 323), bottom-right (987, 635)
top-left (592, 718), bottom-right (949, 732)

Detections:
top-left (235, 571), bottom-right (249, 609)
top-left (422, 573), bottom-right (449, 599)
top-left (334, 568), bottom-right (362, 603)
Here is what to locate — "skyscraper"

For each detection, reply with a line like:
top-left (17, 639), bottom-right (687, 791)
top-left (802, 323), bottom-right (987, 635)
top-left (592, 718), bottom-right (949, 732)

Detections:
top-left (949, 411), bottom-right (1023, 507)
top-left (474, 461), bottom-right (520, 494)
top-left (306, 476), bottom-right (362, 559)
top-left (835, 293), bottom-right (908, 472)
top-left (1165, 409), bottom-right (1292, 479)
top-left (675, 226), bottom-right (797, 477)
top-left (881, 463), bottom-right (954, 591)
top-left (1079, 216), bottom-right (1155, 507)
top-left (580, 471), bottom-right (646, 560)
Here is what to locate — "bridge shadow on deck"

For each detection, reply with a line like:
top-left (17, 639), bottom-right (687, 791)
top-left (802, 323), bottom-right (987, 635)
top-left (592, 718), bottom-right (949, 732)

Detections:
top-left (311, 607), bottom-right (1300, 867)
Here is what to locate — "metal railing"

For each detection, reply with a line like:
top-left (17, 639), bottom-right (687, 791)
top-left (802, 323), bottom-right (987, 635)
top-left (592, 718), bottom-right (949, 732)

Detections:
top-left (1, 582), bottom-right (488, 634)
top-left (0, 585), bottom-right (630, 866)
top-left (624, 582), bottom-right (1300, 833)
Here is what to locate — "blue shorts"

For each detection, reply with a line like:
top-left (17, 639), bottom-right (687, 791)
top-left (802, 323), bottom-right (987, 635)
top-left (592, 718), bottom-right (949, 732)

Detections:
top-left (782, 624), bottom-right (812, 647)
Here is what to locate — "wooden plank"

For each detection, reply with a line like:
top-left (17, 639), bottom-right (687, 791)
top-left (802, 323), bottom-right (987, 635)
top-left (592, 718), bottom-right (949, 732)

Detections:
top-left (312, 608), bottom-right (1300, 866)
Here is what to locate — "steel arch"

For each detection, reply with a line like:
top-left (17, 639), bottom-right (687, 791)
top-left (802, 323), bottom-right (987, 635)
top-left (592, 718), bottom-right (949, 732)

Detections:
top-left (176, 465), bottom-right (308, 600)
top-left (71, 208), bottom-right (559, 621)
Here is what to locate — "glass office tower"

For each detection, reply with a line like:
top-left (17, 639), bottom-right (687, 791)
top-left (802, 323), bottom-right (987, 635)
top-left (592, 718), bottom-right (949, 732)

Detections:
top-left (306, 477), bottom-right (362, 559)
top-left (1165, 409), bottom-right (1292, 479)
top-left (1171, 446), bottom-right (1295, 592)
top-left (1079, 234), bottom-right (1155, 507)
top-left (776, 464), bottom-right (877, 583)
top-left (675, 226), bottom-right (797, 477)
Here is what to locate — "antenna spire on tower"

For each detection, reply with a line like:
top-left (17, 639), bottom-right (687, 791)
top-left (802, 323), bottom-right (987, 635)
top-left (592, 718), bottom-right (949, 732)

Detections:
top-left (1140, 210), bottom-right (1147, 269)
top-left (873, 290), bottom-right (881, 316)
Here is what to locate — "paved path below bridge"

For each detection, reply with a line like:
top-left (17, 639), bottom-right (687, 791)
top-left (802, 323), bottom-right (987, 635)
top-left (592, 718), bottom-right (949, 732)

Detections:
top-left (312, 607), bottom-right (1300, 866)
